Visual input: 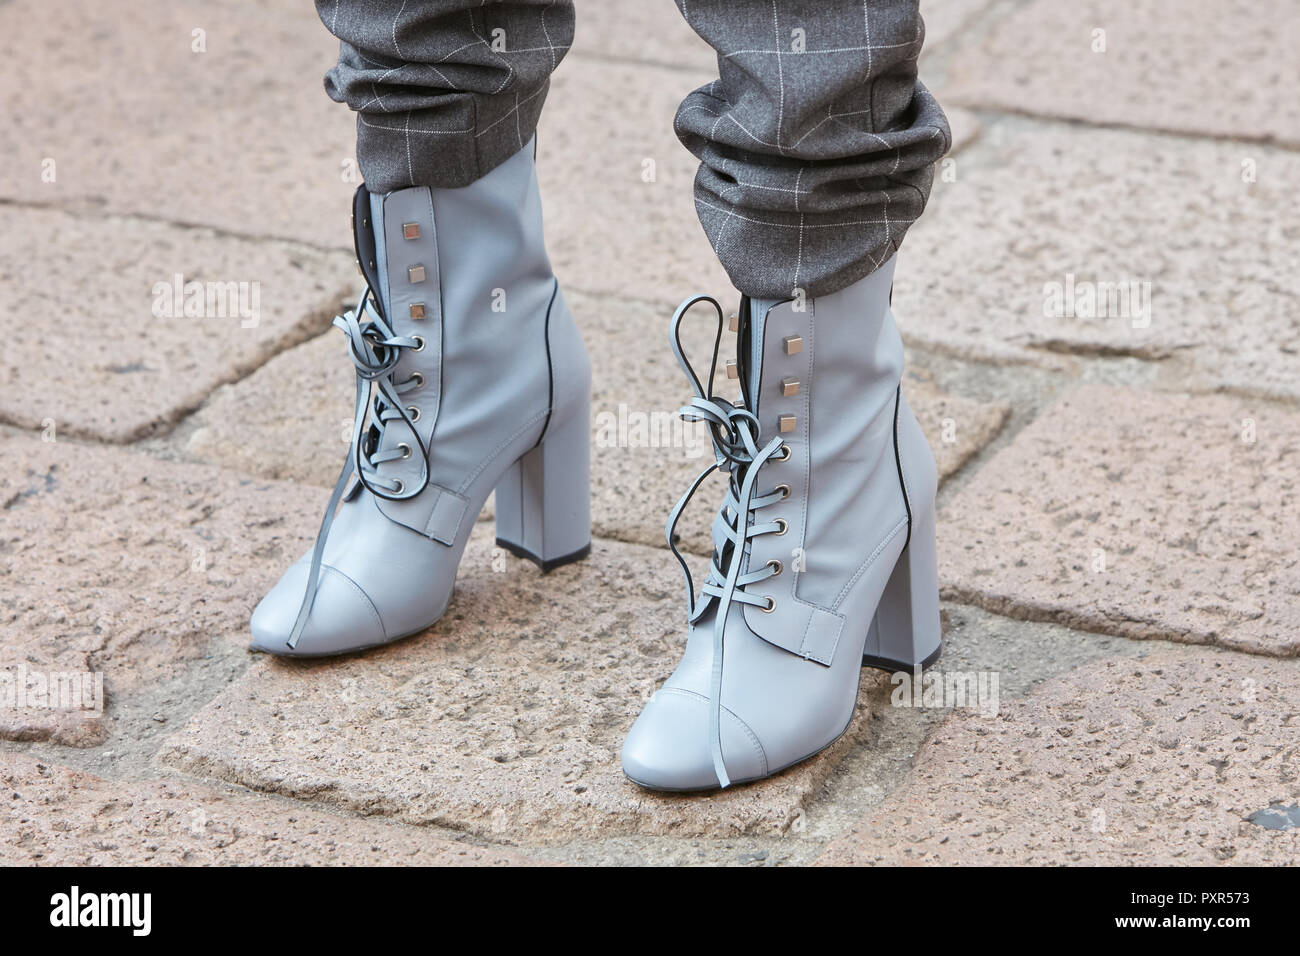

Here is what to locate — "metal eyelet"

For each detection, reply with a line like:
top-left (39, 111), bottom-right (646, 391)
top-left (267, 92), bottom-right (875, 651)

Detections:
top-left (398, 442), bottom-right (412, 460)
top-left (392, 479), bottom-right (405, 494)
top-left (761, 596), bottom-right (776, 613)
top-left (774, 518), bottom-right (788, 536)
top-left (409, 371), bottom-right (425, 389)
top-left (407, 405), bottom-right (421, 423)
top-left (775, 443), bottom-right (791, 461)
top-left (767, 559), bottom-right (783, 576)
top-left (776, 484), bottom-right (791, 499)
top-left (413, 336), bottom-right (426, 352)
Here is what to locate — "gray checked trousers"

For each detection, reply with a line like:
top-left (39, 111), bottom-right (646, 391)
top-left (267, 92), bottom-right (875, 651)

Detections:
top-left (316, 0), bottom-right (950, 298)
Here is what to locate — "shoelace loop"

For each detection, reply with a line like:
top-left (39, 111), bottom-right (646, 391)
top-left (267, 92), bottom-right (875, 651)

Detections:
top-left (665, 294), bottom-right (788, 787)
top-left (286, 288), bottom-right (429, 649)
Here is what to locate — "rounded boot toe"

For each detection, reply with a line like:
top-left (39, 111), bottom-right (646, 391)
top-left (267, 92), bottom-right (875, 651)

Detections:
top-left (249, 563), bottom-right (387, 657)
top-left (621, 686), bottom-right (767, 791)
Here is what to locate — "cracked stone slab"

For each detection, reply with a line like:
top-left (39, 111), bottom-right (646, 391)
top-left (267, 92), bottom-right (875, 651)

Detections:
top-left (891, 119), bottom-right (1300, 399)
top-left (0, 752), bottom-right (540, 865)
top-left (174, 291), bottom-right (1007, 557)
top-left (818, 647), bottom-right (1300, 865)
top-left (0, 430), bottom-right (323, 746)
top-left (938, 385), bottom-right (1300, 657)
top-left (0, 205), bottom-right (349, 442)
top-left (0, 0), bottom-right (358, 248)
top-left (158, 525), bottom-right (881, 842)
top-left (943, 0), bottom-right (1300, 147)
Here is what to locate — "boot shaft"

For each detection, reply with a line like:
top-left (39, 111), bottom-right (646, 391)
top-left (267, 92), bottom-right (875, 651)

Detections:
top-left (352, 141), bottom-right (587, 523)
top-left (733, 255), bottom-right (931, 632)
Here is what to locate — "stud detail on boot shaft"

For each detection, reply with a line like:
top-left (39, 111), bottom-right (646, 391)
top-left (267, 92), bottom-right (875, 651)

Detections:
top-left (408, 264), bottom-right (426, 284)
top-left (780, 377), bottom-right (800, 397)
top-left (410, 303), bottom-right (426, 320)
top-left (783, 335), bottom-right (802, 355)
top-left (778, 414), bottom-right (796, 433)
top-left (402, 222), bottom-right (420, 240)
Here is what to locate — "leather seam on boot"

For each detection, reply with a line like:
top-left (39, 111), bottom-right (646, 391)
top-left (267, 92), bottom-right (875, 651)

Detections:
top-left (453, 408), bottom-right (550, 495)
top-left (322, 565), bottom-right (386, 640)
top-left (830, 516), bottom-right (909, 611)
top-left (533, 278), bottom-right (560, 449)
top-left (659, 687), bottom-right (769, 776)
top-left (890, 386), bottom-right (914, 553)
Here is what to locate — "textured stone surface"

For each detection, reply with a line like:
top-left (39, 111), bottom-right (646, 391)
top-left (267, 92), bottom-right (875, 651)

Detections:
top-left (159, 525), bottom-right (882, 842)
top-left (0, 430), bottom-right (320, 745)
top-left (540, 58), bottom-right (729, 304)
top-left (892, 119), bottom-right (1300, 398)
top-left (179, 328), bottom-right (355, 486)
top-left (571, 0), bottom-right (989, 79)
top-left (939, 385), bottom-right (1300, 657)
top-left (572, 0), bottom-right (714, 71)
top-left (0, 752), bottom-right (539, 866)
top-left (818, 647), bottom-right (1300, 865)
top-left (0, 205), bottom-right (348, 442)
top-left (0, 0), bottom-right (357, 248)
top-left (175, 290), bottom-right (1007, 555)
top-left (922, 0), bottom-right (996, 52)
top-left (944, 0), bottom-right (1300, 146)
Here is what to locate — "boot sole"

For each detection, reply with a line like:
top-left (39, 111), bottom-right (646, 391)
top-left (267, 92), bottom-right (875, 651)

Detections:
top-left (494, 537), bottom-right (591, 573)
top-left (861, 641), bottom-right (942, 673)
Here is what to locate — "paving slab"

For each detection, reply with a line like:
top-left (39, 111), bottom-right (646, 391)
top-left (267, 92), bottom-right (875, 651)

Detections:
top-left (0, 205), bottom-right (349, 442)
top-left (938, 385), bottom-right (1300, 657)
top-left (891, 118), bottom-right (1300, 398)
top-left (572, 1), bottom-right (714, 71)
top-left (0, 430), bottom-right (322, 746)
top-left (571, 0), bottom-right (991, 79)
top-left (540, 57), bottom-right (729, 304)
top-left (921, 0), bottom-right (996, 52)
top-left (0, 0), bottom-right (358, 248)
top-left (818, 646), bottom-right (1300, 865)
top-left (158, 525), bottom-right (881, 843)
top-left (0, 752), bottom-right (539, 866)
top-left (942, 0), bottom-right (1300, 146)
top-left (174, 290), bottom-right (1008, 555)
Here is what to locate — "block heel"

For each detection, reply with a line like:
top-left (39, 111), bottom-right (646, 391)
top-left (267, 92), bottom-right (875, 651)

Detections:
top-left (494, 398), bottom-right (591, 572)
top-left (861, 505), bottom-right (943, 672)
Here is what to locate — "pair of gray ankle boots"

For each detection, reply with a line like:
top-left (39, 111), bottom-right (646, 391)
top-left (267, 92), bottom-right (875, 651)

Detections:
top-left (250, 141), bottom-right (941, 792)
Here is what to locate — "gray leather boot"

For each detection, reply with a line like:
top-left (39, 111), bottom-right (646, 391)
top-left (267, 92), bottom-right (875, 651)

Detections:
top-left (621, 255), bottom-right (941, 790)
top-left (250, 140), bottom-right (590, 656)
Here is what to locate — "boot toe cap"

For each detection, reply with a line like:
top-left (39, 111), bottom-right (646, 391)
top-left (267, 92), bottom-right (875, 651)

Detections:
top-left (249, 563), bottom-right (387, 657)
top-left (621, 687), bottom-right (767, 791)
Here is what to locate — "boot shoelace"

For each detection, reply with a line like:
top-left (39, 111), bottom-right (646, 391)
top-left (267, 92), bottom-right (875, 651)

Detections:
top-left (286, 287), bottom-right (430, 649)
top-left (666, 294), bottom-right (789, 787)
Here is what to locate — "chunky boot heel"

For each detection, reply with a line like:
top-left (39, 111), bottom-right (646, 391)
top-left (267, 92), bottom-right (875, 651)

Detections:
top-left (861, 505), bottom-right (942, 672)
top-left (495, 399), bottom-right (591, 571)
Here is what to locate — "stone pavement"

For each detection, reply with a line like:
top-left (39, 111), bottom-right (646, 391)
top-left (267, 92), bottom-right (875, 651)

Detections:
top-left (1, 0), bottom-right (1296, 865)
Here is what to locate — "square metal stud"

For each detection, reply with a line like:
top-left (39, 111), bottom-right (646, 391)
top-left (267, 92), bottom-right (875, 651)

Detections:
top-left (782, 335), bottom-right (802, 355)
top-left (725, 360), bottom-right (739, 379)
top-left (409, 303), bottom-right (426, 320)
top-left (780, 376), bottom-right (800, 397)
top-left (778, 414), bottom-right (797, 433)
top-left (408, 264), bottom-right (426, 284)
top-left (402, 222), bottom-right (420, 240)
top-left (728, 313), bottom-right (739, 333)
